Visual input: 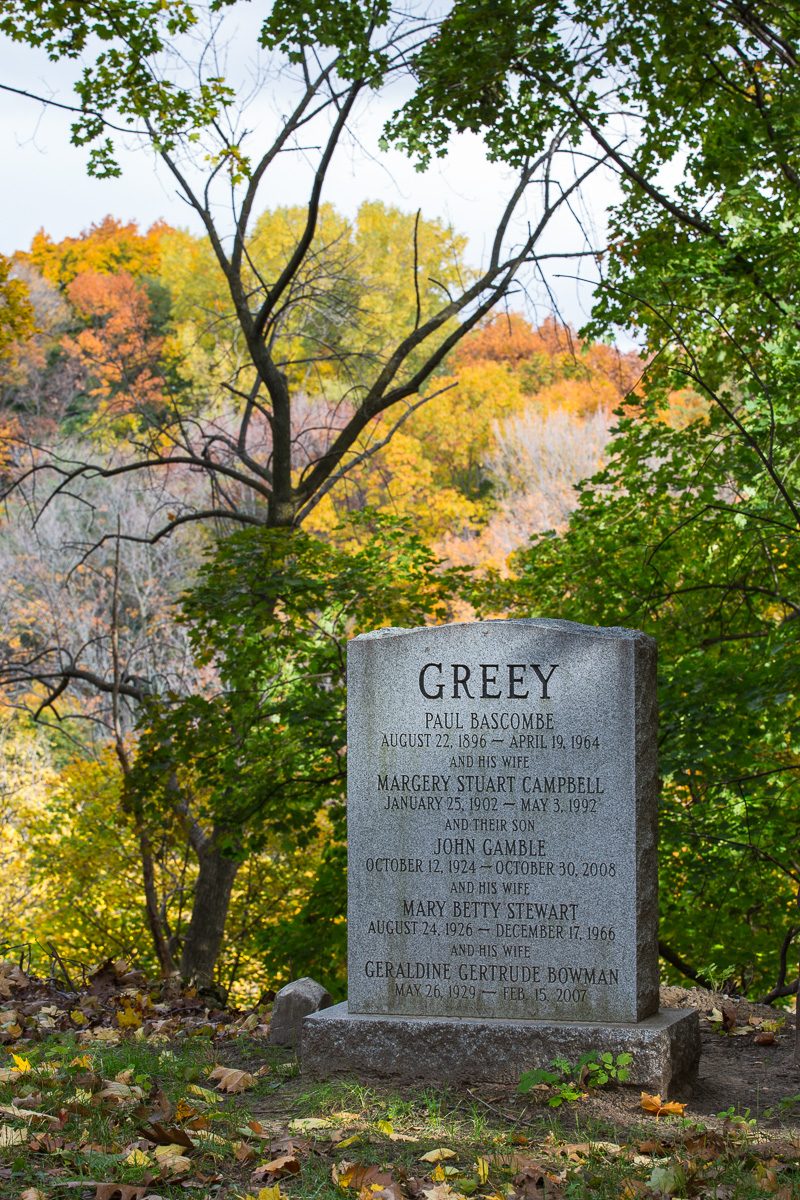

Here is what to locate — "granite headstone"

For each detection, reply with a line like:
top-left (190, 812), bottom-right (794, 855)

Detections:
top-left (303, 619), bottom-right (700, 1094)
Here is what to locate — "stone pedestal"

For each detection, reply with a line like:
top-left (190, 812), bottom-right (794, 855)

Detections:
top-left (302, 1002), bottom-right (700, 1098)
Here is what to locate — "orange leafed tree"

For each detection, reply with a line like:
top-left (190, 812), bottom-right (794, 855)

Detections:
top-left (62, 271), bottom-right (167, 421)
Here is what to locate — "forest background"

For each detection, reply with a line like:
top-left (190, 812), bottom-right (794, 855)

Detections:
top-left (0, 0), bottom-right (797, 1011)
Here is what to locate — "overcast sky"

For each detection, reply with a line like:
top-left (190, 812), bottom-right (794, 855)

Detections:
top-left (1, 16), bottom-right (624, 333)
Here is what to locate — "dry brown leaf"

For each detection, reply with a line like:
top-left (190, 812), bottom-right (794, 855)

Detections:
top-left (235, 1141), bottom-right (257, 1164)
top-left (620, 1183), bottom-right (651, 1199)
top-left (138, 1122), bottom-right (194, 1149)
top-left (207, 1064), bottom-right (255, 1094)
top-left (0, 1124), bottom-right (28, 1147)
top-left (261, 1154), bottom-right (301, 1178)
top-left (755, 1031), bottom-right (776, 1046)
top-left (20, 1189), bottom-right (47, 1200)
top-left (334, 1162), bottom-right (397, 1192)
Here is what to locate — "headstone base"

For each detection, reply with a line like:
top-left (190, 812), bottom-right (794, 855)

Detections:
top-left (302, 1003), bottom-right (700, 1099)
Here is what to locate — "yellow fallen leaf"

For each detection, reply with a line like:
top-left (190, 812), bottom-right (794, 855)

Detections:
top-left (333, 1160), bottom-right (359, 1188)
top-left (70, 1009), bottom-right (87, 1025)
top-left (125, 1147), bottom-right (154, 1166)
top-left (290, 1117), bottom-right (332, 1131)
top-left (11, 1054), bottom-right (31, 1072)
top-left (377, 1120), bottom-right (394, 1136)
top-left (69, 1054), bottom-right (93, 1068)
top-left (188, 1083), bottom-right (220, 1104)
top-left (155, 1142), bottom-right (192, 1174)
top-left (476, 1159), bottom-right (490, 1184)
top-left (420, 1148), bottom-right (458, 1163)
top-left (117, 1006), bottom-right (142, 1029)
top-left (337, 1135), bottom-right (362, 1149)
top-left (250, 1188), bottom-right (283, 1200)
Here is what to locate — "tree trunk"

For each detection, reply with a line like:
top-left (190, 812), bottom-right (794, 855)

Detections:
top-left (179, 830), bottom-right (241, 985)
top-left (139, 828), bottom-right (177, 976)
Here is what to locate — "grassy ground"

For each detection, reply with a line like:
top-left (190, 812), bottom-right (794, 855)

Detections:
top-left (2, 1030), bottom-right (800, 1200)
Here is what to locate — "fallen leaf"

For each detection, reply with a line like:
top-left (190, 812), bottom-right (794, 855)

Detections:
top-left (92, 1029), bottom-right (120, 1044)
top-left (0, 1124), bottom-right (28, 1146)
top-left (332, 1134), bottom-right (362, 1149)
top-left (96, 1081), bottom-right (145, 1103)
top-left (334, 1162), bottom-right (398, 1192)
top-left (261, 1154), bottom-right (301, 1178)
top-left (174, 1100), bottom-right (198, 1122)
top-left (235, 1141), bottom-right (257, 1163)
top-left (154, 1143), bottom-right (191, 1176)
top-left (620, 1183), bottom-right (651, 1198)
top-left (291, 1117), bottom-right (331, 1132)
top-left (475, 1158), bottom-right (490, 1184)
top-left (755, 1031), bottom-right (776, 1046)
top-left (640, 1092), bottom-right (686, 1118)
top-left (138, 1123), bottom-right (194, 1149)
top-left (20, 1189), bottom-right (47, 1200)
top-left (187, 1084), bottom-right (220, 1104)
top-left (420, 1149), bottom-right (458, 1163)
top-left (124, 1149), bottom-right (154, 1167)
top-left (721, 1006), bottom-right (737, 1032)
top-left (207, 1064), bottom-right (255, 1094)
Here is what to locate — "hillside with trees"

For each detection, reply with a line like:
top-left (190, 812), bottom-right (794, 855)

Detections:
top-left (0, 0), bottom-right (797, 1017)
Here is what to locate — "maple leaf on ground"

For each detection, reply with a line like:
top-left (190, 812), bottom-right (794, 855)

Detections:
top-left (640, 1092), bottom-right (686, 1118)
top-left (207, 1064), bottom-right (255, 1093)
top-left (243, 1187), bottom-right (283, 1200)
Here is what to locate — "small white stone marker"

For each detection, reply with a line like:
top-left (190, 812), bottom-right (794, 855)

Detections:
top-left (303, 619), bottom-right (700, 1095)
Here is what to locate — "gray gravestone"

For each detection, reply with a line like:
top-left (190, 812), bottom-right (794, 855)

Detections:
top-left (303, 619), bottom-right (699, 1094)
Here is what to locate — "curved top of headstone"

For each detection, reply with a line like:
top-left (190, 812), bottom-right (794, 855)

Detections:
top-left (352, 617), bottom-right (653, 645)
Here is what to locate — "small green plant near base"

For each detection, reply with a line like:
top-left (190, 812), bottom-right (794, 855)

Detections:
top-left (779, 1094), bottom-right (800, 1113)
top-left (697, 962), bottom-right (737, 991)
top-left (517, 1050), bottom-right (632, 1106)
